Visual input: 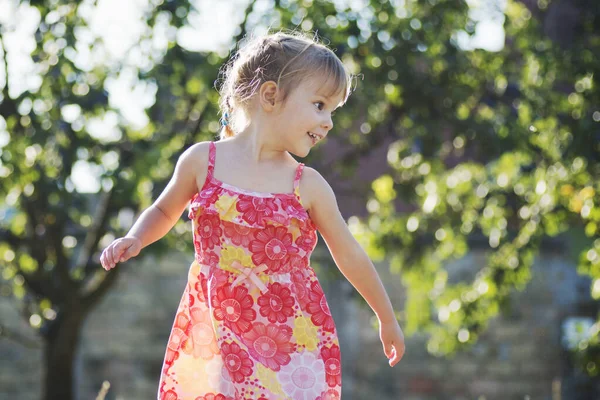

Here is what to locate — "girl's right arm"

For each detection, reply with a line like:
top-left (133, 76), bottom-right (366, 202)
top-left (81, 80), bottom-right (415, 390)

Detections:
top-left (100, 142), bottom-right (209, 271)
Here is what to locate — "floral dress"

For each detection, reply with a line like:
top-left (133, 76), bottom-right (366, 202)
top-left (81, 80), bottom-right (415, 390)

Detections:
top-left (158, 142), bottom-right (342, 400)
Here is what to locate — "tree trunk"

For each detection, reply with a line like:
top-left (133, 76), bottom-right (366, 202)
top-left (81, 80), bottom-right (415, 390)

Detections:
top-left (43, 307), bottom-right (85, 400)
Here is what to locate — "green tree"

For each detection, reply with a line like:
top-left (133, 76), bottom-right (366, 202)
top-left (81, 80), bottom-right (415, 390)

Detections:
top-left (334, 0), bottom-right (600, 375)
top-left (0, 0), bottom-right (215, 398)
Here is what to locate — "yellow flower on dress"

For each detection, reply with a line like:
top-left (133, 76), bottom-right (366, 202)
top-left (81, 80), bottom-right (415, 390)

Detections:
top-left (289, 221), bottom-right (302, 242)
top-left (187, 260), bottom-right (201, 285)
top-left (215, 193), bottom-right (240, 221)
top-left (220, 245), bottom-right (254, 273)
top-left (219, 245), bottom-right (269, 296)
top-left (256, 363), bottom-right (286, 396)
top-left (293, 316), bottom-right (318, 351)
top-left (170, 353), bottom-right (211, 391)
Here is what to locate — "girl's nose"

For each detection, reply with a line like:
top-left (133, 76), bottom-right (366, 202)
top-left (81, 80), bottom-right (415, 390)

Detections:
top-left (322, 114), bottom-right (333, 130)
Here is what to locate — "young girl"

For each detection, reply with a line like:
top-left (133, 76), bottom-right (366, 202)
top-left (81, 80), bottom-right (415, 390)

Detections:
top-left (101, 31), bottom-right (405, 400)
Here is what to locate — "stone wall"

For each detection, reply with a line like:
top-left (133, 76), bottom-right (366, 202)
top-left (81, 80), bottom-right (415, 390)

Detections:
top-left (1, 246), bottom-right (598, 400)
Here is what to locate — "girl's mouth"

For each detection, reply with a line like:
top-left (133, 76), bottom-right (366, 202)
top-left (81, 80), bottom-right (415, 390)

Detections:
top-left (307, 132), bottom-right (320, 145)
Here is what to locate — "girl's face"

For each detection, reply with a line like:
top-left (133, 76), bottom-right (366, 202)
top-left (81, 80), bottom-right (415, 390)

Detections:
top-left (273, 77), bottom-right (344, 157)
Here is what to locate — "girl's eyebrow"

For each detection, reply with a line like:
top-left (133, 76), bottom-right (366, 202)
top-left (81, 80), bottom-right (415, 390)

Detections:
top-left (314, 93), bottom-right (336, 105)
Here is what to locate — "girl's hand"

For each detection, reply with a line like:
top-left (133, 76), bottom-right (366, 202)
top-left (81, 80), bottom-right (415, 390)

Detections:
top-left (379, 318), bottom-right (405, 367)
top-left (100, 236), bottom-right (142, 271)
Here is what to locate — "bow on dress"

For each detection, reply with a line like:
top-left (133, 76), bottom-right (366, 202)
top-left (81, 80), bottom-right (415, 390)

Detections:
top-left (230, 260), bottom-right (269, 293)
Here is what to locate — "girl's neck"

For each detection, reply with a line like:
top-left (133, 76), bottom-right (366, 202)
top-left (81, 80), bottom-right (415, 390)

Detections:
top-left (225, 124), bottom-right (292, 165)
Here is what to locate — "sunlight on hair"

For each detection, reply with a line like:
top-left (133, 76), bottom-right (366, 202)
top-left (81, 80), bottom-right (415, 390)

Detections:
top-left (216, 29), bottom-right (355, 140)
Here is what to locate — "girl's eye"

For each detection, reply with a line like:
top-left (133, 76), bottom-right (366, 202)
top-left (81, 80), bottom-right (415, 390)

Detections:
top-left (314, 102), bottom-right (325, 110)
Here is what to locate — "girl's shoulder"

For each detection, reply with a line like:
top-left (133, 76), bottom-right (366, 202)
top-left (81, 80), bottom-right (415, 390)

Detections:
top-left (178, 141), bottom-right (213, 185)
top-left (298, 166), bottom-right (336, 213)
top-left (299, 165), bottom-right (329, 186)
top-left (182, 141), bottom-right (212, 168)
top-left (186, 141), bottom-right (212, 158)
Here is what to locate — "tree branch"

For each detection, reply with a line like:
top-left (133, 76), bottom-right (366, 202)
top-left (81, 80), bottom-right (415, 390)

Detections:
top-left (0, 30), bottom-right (9, 100)
top-left (81, 267), bottom-right (120, 310)
top-left (0, 30), bottom-right (17, 118)
top-left (75, 190), bottom-right (113, 273)
top-left (0, 323), bottom-right (41, 349)
top-left (19, 267), bottom-right (54, 299)
top-left (234, 0), bottom-right (258, 46)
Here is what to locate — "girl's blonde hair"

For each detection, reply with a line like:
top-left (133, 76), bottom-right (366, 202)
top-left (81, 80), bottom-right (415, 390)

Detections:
top-left (217, 30), bottom-right (353, 140)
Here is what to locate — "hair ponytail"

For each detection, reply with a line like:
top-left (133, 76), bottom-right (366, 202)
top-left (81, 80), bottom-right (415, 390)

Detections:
top-left (219, 95), bottom-right (235, 140)
top-left (221, 123), bottom-right (235, 139)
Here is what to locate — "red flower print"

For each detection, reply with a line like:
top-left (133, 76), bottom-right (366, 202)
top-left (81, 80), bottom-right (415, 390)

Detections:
top-left (257, 282), bottom-right (296, 323)
top-left (306, 281), bottom-right (336, 333)
top-left (291, 271), bottom-right (311, 310)
top-left (212, 284), bottom-right (256, 335)
top-left (220, 341), bottom-right (254, 383)
top-left (197, 185), bottom-right (220, 205)
top-left (183, 307), bottom-right (220, 360)
top-left (236, 196), bottom-right (278, 226)
top-left (317, 389), bottom-right (341, 400)
top-left (289, 254), bottom-right (309, 272)
top-left (195, 267), bottom-right (227, 303)
top-left (320, 344), bottom-right (342, 388)
top-left (280, 196), bottom-right (307, 221)
top-left (249, 225), bottom-right (299, 272)
top-left (194, 274), bottom-right (209, 303)
top-left (295, 224), bottom-right (317, 252)
top-left (196, 212), bottom-right (222, 250)
top-left (222, 220), bottom-right (253, 247)
top-left (162, 347), bottom-right (179, 372)
top-left (161, 389), bottom-right (179, 400)
top-left (195, 394), bottom-right (235, 400)
top-left (242, 322), bottom-right (294, 371)
top-left (167, 312), bottom-right (190, 352)
top-left (198, 251), bottom-right (219, 268)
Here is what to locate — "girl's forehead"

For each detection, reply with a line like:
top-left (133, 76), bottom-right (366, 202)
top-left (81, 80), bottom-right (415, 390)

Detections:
top-left (301, 77), bottom-right (344, 102)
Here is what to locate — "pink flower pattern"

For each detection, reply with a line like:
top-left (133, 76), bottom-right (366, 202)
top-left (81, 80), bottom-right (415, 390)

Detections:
top-left (249, 225), bottom-right (299, 273)
top-left (158, 142), bottom-right (340, 399)
top-left (242, 322), bottom-right (295, 371)
top-left (306, 281), bottom-right (336, 333)
top-left (257, 282), bottom-right (296, 323)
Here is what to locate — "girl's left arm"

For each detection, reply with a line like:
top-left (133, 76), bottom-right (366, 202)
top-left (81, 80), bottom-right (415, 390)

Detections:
top-left (302, 167), bottom-right (405, 365)
top-left (303, 167), bottom-right (395, 322)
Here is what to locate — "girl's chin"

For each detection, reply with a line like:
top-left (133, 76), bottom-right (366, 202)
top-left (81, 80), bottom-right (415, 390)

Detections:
top-left (290, 145), bottom-right (310, 158)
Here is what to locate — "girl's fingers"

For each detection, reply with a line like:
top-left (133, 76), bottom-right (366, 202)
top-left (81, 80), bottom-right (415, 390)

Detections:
top-left (101, 239), bottom-right (137, 270)
top-left (104, 244), bottom-right (117, 269)
top-left (101, 250), bottom-right (108, 269)
top-left (386, 338), bottom-right (405, 367)
top-left (111, 243), bottom-right (123, 266)
top-left (388, 346), bottom-right (400, 367)
top-left (383, 342), bottom-right (393, 359)
top-left (106, 245), bottom-right (114, 266)
top-left (120, 245), bottom-right (133, 262)
top-left (122, 249), bottom-right (134, 262)
top-left (104, 250), bottom-right (113, 270)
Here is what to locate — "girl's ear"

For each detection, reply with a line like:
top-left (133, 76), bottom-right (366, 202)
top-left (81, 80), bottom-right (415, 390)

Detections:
top-left (258, 81), bottom-right (280, 112)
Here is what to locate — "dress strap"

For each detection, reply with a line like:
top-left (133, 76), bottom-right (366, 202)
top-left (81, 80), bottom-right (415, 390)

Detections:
top-left (206, 141), bottom-right (216, 179)
top-left (293, 163), bottom-right (304, 202)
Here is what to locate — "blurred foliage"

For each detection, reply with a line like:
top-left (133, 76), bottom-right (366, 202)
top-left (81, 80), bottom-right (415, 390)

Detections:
top-left (332, 0), bottom-right (600, 376)
top-left (0, 1), bottom-right (599, 397)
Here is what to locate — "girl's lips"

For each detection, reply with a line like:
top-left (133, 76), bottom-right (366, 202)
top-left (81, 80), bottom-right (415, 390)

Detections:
top-left (307, 132), bottom-right (322, 145)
